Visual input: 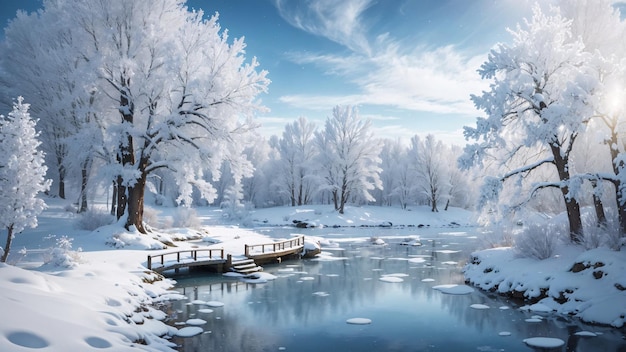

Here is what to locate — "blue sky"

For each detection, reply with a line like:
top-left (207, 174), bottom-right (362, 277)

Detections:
top-left (1, 0), bottom-right (535, 145)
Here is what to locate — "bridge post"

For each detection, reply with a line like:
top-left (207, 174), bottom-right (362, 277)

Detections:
top-left (147, 256), bottom-right (152, 270)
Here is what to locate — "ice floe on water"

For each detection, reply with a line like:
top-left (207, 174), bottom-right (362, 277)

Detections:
top-left (441, 261), bottom-right (458, 265)
top-left (520, 303), bottom-right (552, 313)
top-left (197, 308), bottom-right (213, 314)
top-left (470, 304), bottom-right (489, 310)
top-left (574, 331), bottom-right (598, 337)
top-left (421, 278), bottom-right (435, 282)
top-left (432, 284), bottom-right (474, 295)
top-left (498, 331), bottom-right (511, 336)
top-left (312, 291), bottom-right (330, 297)
top-left (186, 318), bottom-right (207, 325)
top-left (346, 318), bottom-right (372, 325)
top-left (525, 318), bottom-right (542, 323)
top-left (435, 249), bottom-right (461, 254)
top-left (205, 301), bottom-right (225, 307)
top-left (408, 257), bottom-right (426, 264)
top-left (300, 276), bottom-right (315, 281)
top-left (379, 276), bottom-right (404, 283)
top-left (379, 273), bottom-right (408, 282)
top-left (176, 326), bottom-right (203, 337)
top-left (241, 272), bottom-right (278, 284)
top-left (523, 337), bottom-right (565, 348)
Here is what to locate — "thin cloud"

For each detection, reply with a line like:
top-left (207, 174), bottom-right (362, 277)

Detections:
top-left (280, 44), bottom-right (487, 116)
top-left (274, 0), bottom-right (374, 55)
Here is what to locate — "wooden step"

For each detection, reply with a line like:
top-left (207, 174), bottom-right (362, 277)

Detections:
top-left (233, 263), bottom-right (257, 270)
top-left (231, 258), bottom-right (255, 266)
top-left (236, 266), bottom-right (263, 274)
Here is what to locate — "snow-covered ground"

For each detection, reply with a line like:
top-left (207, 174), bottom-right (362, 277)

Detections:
top-left (1, 197), bottom-right (625, 351)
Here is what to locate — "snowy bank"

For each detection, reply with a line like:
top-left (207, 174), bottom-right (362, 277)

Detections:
top-left (248, 204), bottom-right (475, 228)
top-left (0, 257), bottom-right (179, 351)
top-left (463, 245), bottom-right (626, 327)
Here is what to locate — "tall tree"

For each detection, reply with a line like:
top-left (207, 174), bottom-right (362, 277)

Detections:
top-left (1, 7), bottom-right (98, 203)
top-left (409, 134), bottom-right (449, 212)
top-left (315, 105), bottom-right (382, 214)
top-left (275, 117), bottom-right (317, 206)
top-left (561, 0), bottom-right (626, 234)
top-left (23, 0), bottom-right (270, 233)
top-left (461, 5), bottom-right (596, 242)
top-left (0, 98), bottom-right (51, 262)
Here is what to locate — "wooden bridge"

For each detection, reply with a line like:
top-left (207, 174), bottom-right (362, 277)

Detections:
top-left (146, 236), bottom-right (308, 274)
top-left (244, 235), bottom-right (305, 263)
top-left (147, 248), bottom-right (226, 274)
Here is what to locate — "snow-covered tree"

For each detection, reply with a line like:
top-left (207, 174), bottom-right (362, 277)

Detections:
top-left (1, 6), bottom-right (100, 207)
top-left (19, 0), bottom-right (269, 233)
top-left (461, 5), bottom-right (597, 242)
top-left (0, 98), bottom-right (51, 262)
top-left (409, 134), bottom-right (450, 212)
top-left (560, 0), bottom-right (626, 234)
top-left (274, 117), bottom-right (318, 206)
top-left (376, 138), bottom-right (410, 207)
top-left (315, 105), bottom-right (382, 214)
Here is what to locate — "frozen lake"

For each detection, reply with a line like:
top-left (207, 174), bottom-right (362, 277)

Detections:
top-left (164, 226), bottom-right (625, 351)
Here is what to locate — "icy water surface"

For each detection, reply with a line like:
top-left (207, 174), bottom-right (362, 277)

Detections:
top-left (165, 227), bottom-right (625, 351)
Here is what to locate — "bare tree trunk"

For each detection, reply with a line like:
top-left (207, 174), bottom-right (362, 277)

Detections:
top-left (57, 164), bottom-right (66, 199)
top-left (551, 144), bottom-right (583, 243)
top-left (590, 180), bottom-right (607, 228)
top-left (78, 166), bottom-right (89, 213)
top-left (116, 176), bottom-right (127, 220)
top-left (332, 190), bottom-right (339, 211)
top-left (1, 224), bottom-right (14, 263)
top-left (125, 170), bottom-right (147, 233)
top-left (110, 181), bottom-right (117, 216)
top-left (607, 132), bottom-right (626, 234)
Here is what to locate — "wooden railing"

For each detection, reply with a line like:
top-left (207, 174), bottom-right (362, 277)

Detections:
top-left (147, 248), bottom-right (225, 270)
top-left (245, 236), bottom-right (305, 257)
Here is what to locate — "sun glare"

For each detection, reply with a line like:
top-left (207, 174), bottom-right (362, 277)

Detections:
top-left (607, 82), bottom-right (624, 115)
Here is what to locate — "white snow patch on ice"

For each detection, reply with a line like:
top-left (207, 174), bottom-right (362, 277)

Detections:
top-left (523, 337), bottom-right (565, 348)
top-left (176, 326), bottom-right (204, 337)
top-left (379, 276), bottom-right (404, 283)
top-left (470, 304), bottom-right (489, 309)
top-left (346, 318), bottom-right (372, 325)
top-left (186, 318), bottom-right (207, 325)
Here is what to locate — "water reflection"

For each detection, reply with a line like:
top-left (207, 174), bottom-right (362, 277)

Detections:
top-left (164, 227), bottom-right (626, 352)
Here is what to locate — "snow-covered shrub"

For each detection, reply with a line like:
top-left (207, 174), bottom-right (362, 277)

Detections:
top-left (479, 225), bottom-right (515, 248)
top-left (142, 206), bottom-right (161, 228)
top-left (514, 224), bottom-right (560, 260)
top-left (43, 236), bottom-right (82, 268)
top-left (172, 207), bottom-right (201, 228)
top-left (76, 209), bottom-right (114, 231)
top-left (64, 203), bottom-right (77, 213)
top-left (581, 210), bottom-right (623, 250)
